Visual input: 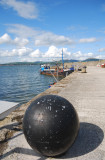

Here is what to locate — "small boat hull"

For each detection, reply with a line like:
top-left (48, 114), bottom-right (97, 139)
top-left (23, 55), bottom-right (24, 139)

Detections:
top-left (40, 64), bottom-right (74, 77)
top-left (40, 69), bottom-right (73, 77)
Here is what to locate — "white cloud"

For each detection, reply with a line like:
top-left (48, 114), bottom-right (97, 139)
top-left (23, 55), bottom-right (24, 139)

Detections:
top-left (21, 46), bottom-right (71, 62)
top-left (17, 47), bottom-right (95, 62)
top-left (20, 57), bottom-right (33, 62)
top-left (13, 47), bottom-right (32, 56)
top-left (43, 46), bottom-right (61, 58)
top-left (29, 49), bottom-right (42, 58)
top-left (0, 47), bottom-right (32, 57)
top-left (14, 37), bottom-right (29, 46)
top-left (0, 45), bottom-right (71, 62)
top-left (0, 33), bottom-right (11, 44)
top-left (72, 51), bottom-right (93, 60)
top-left (79, 37), bottom-right (97, 43)
top-left (95, 55), bottom-right (105, 59)
top-left (98, 48), bottom-right (105, 52)
top-left (35, 32), bottom-right (74, 46)
top-left (0, 45), bottom-right (96, 63)
top-left (43, 46), bottom-right (71, 61)
top-left (62, 48), bottom-right (71, 57)
top-left (7, 24), bottom-right (40, 38)
top-left (0, 0), bottom-right (38, 19)
top-left (0, 50), bottom-right (12, 57)
top-left (7, 24), bottom-right (74, 46)
top-left (73, 51), bottom-right (82, 58)
top-left (0, 33), bottom-right (29, 46)
top-left (87, 52), bottom-right (93, 57)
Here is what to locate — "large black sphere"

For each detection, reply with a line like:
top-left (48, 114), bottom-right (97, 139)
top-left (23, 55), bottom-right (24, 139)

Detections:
top-left (23, 95), bottom-right (79, 157)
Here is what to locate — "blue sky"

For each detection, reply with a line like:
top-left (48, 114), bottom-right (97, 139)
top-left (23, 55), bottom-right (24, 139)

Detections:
top-left (0, 0), bottom-right (105, 63)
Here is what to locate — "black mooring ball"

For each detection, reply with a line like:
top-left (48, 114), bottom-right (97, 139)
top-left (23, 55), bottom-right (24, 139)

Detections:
top-left (23, 95), bottom-right (79, 157)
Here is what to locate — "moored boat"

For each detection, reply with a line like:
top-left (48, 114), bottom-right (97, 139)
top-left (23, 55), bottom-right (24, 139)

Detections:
top-left (40, 64), bottom-right (74, 77)
top-left (40, 49), bottom-right (74, 77)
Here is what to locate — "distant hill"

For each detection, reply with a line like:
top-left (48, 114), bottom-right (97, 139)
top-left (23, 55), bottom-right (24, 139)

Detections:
top-left (0, 61), bottom-right (61, 66)
top-left (60, 59), bottom-right (79, 63)
top-left (66, 59), bottom-right (79, 62)
top-left (82, 58), bottom-right (100, 62)
top-left (0, 61), bottom-right (42, 66)
top-left (0, 58), bottom-right (102, 66)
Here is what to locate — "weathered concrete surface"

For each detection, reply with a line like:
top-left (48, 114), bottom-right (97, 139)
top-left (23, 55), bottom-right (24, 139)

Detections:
top-left (0, 66), bottom-right (105, 160)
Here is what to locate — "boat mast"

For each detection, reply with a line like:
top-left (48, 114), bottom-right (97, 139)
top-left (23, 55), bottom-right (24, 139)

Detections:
top-left (56, 63), bottom-right (58, 81)
top-left (62, 48), bottom-right (64, 70)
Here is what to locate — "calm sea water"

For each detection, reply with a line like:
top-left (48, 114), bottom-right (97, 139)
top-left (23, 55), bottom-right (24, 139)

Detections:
top-left (0, 65), bottom-right (62, 104)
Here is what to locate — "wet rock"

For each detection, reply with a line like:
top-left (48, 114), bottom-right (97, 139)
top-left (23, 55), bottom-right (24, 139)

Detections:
top-left (0, 128), bottom-right (9, 142)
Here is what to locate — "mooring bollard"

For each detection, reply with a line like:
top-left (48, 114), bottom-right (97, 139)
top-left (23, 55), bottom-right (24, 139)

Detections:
top-left (81, 66), bottom-right (87, 73)
top-left (23, 95), bottom-right (79, 157)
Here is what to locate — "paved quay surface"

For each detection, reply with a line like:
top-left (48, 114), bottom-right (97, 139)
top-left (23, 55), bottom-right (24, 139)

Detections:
top-left (1, 66), bottom-right (105, 160)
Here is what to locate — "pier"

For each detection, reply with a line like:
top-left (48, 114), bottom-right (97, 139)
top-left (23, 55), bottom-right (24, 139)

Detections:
top-left (0, 66), bottom-right (105, 159)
